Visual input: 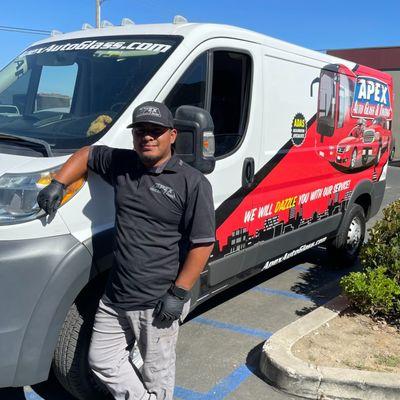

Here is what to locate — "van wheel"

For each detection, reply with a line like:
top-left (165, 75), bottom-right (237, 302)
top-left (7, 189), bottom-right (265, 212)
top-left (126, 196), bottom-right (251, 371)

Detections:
top-left (350, 148), bottom-right (357, 168)
top-left (52, 300), bottom-right (111, 400)
top-left (327, 203), bottom-right (365, 265)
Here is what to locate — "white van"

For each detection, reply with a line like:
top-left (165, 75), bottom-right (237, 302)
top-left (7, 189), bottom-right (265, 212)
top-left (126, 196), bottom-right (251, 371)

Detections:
top-left (0, 21), bottom-right (392, 398)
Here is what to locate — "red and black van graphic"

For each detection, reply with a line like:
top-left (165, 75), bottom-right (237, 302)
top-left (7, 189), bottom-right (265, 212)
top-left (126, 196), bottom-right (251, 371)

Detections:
top-left (211, 64), bottom-right (393, 263)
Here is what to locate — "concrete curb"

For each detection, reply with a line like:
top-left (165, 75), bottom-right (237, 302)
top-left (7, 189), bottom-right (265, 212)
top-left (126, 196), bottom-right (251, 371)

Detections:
top-left (259, 295), bottom-right (400, 400)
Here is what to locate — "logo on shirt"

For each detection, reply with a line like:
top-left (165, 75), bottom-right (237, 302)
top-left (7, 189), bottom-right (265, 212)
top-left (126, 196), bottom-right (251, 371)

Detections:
top-left (150, 183), bottom-right (176, 199)
top-left (137, 106), bottom-right (161, 118)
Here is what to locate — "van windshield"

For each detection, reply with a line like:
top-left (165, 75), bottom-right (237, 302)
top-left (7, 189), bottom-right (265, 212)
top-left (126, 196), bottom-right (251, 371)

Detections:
top-left (0, 35), bottom-right (181, 154)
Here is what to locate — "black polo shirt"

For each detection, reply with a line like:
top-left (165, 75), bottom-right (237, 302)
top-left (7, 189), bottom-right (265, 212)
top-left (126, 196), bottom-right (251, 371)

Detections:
top-left (88, 145), bottom-right (215, 310)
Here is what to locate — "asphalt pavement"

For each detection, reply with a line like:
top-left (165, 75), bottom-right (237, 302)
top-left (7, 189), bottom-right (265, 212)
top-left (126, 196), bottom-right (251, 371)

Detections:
top-left (2, 165), bottom-right (399, 400)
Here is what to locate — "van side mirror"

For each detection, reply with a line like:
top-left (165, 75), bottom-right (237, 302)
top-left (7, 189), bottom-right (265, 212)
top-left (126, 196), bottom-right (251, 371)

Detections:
top-left (310, 77), bottom-right (320, 97)
top-left (173, 105), bottom-right (216, 174)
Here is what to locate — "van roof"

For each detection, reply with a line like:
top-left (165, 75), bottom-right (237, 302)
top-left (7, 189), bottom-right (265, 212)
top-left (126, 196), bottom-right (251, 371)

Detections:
top-left (28, 22), bottom-right (354, 69)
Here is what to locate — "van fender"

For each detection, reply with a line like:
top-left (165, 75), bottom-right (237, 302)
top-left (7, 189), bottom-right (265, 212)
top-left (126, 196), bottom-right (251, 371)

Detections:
top-left (13, 236), bottom-right (97, 387)
top-left (348, 179), bottom-right (372, 214)
top-left (347, 178), bottom-right (385, 221)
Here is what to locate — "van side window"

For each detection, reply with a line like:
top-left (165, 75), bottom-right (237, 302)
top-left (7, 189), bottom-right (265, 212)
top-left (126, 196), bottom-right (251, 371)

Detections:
top-left (211, 51), bottom-right (251, 157)
top-left (165, 53), bottom-right (207, 115)
top-left (165, 50), bottom-right (252, 158)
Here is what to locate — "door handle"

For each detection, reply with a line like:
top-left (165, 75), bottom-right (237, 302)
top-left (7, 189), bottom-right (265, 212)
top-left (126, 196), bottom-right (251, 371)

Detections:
top-left (242, 157), bottom-right (255, 188)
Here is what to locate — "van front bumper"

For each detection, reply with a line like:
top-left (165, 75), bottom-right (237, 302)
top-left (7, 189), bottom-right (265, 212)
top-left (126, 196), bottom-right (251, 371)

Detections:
top-left (0, 234), bottom-right (83, 387)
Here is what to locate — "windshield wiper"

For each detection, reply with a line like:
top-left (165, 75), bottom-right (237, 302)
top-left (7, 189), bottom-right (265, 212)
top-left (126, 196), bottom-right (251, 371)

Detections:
top-left (0, 133), bottom-right (53, 157)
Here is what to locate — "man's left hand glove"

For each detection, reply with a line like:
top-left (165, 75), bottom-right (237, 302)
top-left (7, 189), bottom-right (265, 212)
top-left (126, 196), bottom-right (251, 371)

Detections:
top-left (154, 285), bottom-right (189, 322)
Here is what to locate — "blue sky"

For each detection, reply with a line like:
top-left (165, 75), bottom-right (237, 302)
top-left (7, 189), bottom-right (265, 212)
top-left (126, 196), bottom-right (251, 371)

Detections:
top-left (1, 0), bottom-right (399, 68)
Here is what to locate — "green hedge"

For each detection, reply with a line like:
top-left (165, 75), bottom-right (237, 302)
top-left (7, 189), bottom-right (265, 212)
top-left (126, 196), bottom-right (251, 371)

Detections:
top-left (340, 199), bottom-right (400, 318)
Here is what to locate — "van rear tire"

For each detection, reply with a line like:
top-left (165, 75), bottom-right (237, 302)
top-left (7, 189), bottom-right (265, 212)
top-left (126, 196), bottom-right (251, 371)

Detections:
top-left (327, 203), bottom-right (365, 265)
top-left (52, 299), bottom-right (111, 400)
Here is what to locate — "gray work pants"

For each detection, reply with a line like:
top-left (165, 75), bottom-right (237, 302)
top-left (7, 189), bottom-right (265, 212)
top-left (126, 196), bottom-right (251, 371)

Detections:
top-left (88, 298), bottom-right (190, 400)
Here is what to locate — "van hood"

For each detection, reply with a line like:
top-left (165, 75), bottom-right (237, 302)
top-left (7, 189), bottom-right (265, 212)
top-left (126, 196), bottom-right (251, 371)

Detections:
top-left (0, 149), bottom-right (68, 177)
top-left (0, 154), bottom-right (33, 178)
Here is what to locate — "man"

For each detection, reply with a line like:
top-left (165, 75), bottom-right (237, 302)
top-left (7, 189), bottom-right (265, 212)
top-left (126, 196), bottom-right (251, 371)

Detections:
top-left (37, 101), bottom-right (215, 400)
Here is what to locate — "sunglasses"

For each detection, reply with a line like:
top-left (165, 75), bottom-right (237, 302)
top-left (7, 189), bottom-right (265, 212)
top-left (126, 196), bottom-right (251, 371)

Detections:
top-left (133, 126), bottom-right (170, 136)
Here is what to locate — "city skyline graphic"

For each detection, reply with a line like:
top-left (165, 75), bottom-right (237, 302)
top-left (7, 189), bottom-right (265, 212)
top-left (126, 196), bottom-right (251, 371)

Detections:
top-left (211, 190), bottom-right (353, 261)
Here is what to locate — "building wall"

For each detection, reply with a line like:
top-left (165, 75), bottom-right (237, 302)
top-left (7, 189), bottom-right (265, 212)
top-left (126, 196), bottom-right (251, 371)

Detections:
top-left (327, 48), bottom-right (400, 71)
top-left (389, 70), bottom-right (400, 158)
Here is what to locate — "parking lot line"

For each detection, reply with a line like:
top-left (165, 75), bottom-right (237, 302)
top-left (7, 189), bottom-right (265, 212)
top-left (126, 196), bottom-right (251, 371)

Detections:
top-left (24, 390), bottom-right (42, 400)
top-left (191, 316), bottom-right (272, 339)
top-left (251, 286), bottom-right (312, 302)
top-left (174, 364), bottom-right (252, 399)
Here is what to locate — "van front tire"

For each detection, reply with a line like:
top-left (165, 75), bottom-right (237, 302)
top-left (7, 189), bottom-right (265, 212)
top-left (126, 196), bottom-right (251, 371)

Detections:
top-left (327, 203), bottom-right (365, 265)
top-left (53, 300), bottom-right (111, 400)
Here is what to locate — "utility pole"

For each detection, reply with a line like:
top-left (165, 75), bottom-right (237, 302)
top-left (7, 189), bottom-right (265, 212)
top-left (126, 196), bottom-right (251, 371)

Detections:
top-left (96, 0), bottom-right (110, 28)
top-left (96, 0), bottom-right (101, 28)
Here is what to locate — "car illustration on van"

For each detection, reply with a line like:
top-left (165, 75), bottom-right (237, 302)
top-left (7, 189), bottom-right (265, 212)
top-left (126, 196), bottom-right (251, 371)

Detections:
top-left (0, 20), bottom-right (393, 399)
top-left (335, 116), bottom-right (390, 168)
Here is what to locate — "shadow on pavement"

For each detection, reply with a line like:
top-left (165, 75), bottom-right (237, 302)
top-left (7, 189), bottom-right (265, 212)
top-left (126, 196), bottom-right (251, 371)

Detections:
top-left (31, 370), bottom-right (76, 400)
top-left (0, 387), bottom-right (26, 399)
top-left (0, 371), bottom-right (77, 400)
top-left (290, 246), bottom-right (361, 316)
top-left (245, 343), bottom-right (298, 399)
top-left (245, 342), bottom-right (264, 378)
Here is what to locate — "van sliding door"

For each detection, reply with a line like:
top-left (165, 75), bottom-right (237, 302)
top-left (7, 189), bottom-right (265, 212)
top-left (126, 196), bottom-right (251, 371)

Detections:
top-left (159, 39), bottom-right (263, 290)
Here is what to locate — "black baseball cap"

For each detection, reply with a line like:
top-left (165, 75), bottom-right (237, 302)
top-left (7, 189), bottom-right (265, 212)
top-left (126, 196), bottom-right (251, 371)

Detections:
top-left (127, 101), bottom-right (174, 129)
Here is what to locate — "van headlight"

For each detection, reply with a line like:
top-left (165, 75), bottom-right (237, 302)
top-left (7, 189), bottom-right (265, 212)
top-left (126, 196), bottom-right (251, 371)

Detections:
top-left (0, 168), bottom-right (86, 224)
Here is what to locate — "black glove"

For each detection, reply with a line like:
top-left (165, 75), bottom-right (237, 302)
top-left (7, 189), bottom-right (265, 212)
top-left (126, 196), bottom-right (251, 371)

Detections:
top-left (154, 285), bottom-right (189, 322)
top-left (37, 179), bottom-right (66, 216)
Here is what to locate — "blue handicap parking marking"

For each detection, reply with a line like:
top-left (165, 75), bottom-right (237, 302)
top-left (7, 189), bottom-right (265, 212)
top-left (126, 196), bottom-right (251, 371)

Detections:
top-left (191, 316), bottom-right (272, 339)
top-left (24, 390), bottom-right (43, 400)
top-left (174, 364), bottom-right (252, 400)
top-left (251, 286), bottom-right (312, 302)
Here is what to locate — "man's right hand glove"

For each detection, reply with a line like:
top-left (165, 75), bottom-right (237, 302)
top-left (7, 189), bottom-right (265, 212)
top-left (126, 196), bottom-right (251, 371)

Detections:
top-left (37, 179), bottom-right (66, 216)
